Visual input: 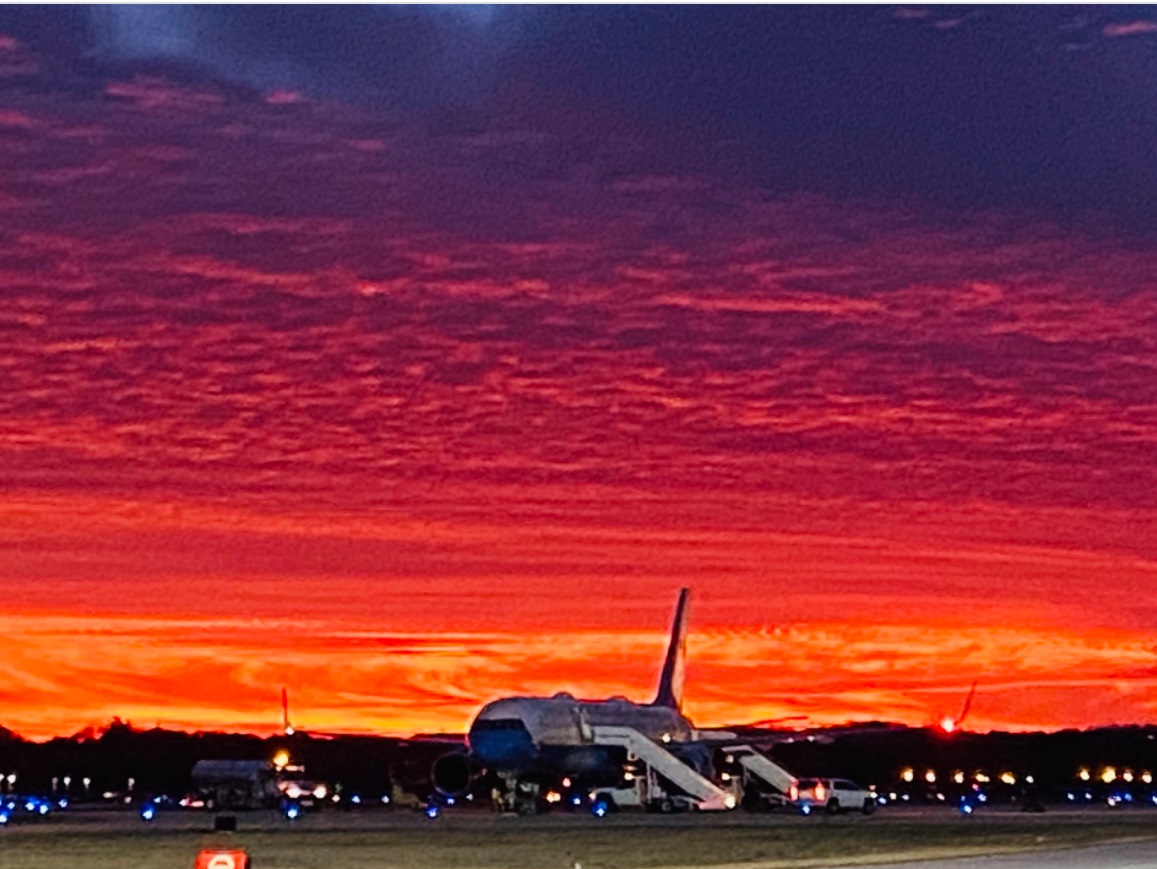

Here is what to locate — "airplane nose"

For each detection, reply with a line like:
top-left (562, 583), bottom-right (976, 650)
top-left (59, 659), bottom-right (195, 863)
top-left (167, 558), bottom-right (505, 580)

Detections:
top-left (469, 718), bottom-right (535, 765)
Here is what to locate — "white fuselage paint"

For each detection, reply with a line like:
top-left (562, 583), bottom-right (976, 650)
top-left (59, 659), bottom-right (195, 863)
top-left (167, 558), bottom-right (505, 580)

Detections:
top-left (473, 693), bottom-right (694, 747)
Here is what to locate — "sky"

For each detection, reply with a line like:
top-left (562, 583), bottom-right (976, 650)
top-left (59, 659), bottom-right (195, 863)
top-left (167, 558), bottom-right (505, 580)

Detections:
top-left (2, 5), bottom-right (1157, 740)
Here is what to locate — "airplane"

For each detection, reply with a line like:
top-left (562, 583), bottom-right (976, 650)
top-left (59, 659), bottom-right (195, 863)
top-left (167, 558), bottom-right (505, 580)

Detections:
top-left (430, 588), bottom-right (749, 813)
top-left (281, 687), bottom-right (295, 736)
top-left (938, 681), bottom-right (978, 734)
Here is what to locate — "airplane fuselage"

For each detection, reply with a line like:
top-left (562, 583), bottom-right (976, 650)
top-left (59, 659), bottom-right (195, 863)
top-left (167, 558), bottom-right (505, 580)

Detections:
top-left (468, 693), bottom-right (694, 781)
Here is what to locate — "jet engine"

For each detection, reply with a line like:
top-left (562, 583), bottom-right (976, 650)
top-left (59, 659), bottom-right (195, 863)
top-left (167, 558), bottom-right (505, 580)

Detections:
top-left (431, 751), bottom-right (475, 796)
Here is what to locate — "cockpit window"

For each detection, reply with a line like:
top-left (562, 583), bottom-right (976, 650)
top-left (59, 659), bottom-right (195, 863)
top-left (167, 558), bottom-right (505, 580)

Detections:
top-left (472, 718), bottom-right (527, 732)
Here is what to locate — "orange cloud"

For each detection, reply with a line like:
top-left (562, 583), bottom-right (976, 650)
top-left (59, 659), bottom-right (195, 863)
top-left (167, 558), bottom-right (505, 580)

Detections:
top-left (5, 609), bottom-right (1157, 740)
top-left (0, 46), bottom-right (1155, 739)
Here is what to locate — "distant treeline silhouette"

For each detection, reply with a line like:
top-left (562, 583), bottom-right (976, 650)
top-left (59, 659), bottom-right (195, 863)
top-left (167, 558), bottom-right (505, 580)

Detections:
top-left (0, 719), bottom-right (442, 799)
top-left (4, 719), bottom-right (1157, 802)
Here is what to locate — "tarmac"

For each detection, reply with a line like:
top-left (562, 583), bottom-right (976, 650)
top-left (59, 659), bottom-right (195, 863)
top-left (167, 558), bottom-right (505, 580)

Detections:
top-left (830, 839), bottom-right (1157, 868)
top-left (6, 804), bottom-right (1157, 869)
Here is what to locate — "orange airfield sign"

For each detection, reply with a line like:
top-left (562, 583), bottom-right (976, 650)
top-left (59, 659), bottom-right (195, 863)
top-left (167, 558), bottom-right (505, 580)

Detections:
top-left (194, 850), bottom-right (250, 869)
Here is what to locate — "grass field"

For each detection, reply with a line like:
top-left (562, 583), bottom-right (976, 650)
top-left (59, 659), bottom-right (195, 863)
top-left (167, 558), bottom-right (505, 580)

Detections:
top-left (3, 808), bottom-right (1157, 869)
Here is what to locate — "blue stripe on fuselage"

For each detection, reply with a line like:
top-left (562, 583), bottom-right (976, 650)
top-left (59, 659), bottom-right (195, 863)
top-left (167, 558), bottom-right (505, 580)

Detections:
top-left (468, 719), bottom-right (538, 769)
top-left (469, 719), bottom-right (620, 782)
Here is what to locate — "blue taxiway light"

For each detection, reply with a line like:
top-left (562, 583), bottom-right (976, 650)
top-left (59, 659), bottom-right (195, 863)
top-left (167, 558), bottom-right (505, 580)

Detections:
top-left (139, 804), bottom-right (156, 821)
top-left (425, 804), bottom-right (441, 819)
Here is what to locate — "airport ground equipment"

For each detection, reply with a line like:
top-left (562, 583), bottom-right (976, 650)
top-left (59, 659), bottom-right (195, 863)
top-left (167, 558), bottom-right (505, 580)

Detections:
top-left (589, 725), bottom-right (735, 811)
top-left (722, 744), bottom-right (798, 810)
top-left (795, 777), bottom-right (877, 814)
top-left (190, 760), bottom-right (280, 810)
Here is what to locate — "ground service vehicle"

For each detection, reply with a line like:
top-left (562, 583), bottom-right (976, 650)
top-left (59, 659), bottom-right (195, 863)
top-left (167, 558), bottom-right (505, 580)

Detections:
top-left (792, 778), bottom-right (877, 814)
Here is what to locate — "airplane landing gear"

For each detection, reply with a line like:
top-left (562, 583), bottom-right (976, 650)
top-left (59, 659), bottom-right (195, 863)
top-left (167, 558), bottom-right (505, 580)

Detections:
top-left (514, 780), bottom-right (540, 815)
top-left (495, 775), bottom-right (541, 815)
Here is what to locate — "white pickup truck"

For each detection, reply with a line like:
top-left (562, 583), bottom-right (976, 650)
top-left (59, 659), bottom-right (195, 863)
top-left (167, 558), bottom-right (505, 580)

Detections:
top-left (793, 778), bottom-right (877, 815)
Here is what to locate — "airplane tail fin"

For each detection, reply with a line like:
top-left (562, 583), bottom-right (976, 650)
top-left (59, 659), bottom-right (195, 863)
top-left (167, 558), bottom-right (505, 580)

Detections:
top-left (957, 681), bottom-right (977, 728)
top-left (281, 686), bottom-right (293, 736)
top-left (652, 588), bottom-right (690, 713)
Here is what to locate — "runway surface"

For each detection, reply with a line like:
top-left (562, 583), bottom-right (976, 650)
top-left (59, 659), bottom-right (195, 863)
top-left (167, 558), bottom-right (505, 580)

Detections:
top-left (7, 805), bottom-right (1157, 868)
top-left (831, 839), bottom-right (1157, 868)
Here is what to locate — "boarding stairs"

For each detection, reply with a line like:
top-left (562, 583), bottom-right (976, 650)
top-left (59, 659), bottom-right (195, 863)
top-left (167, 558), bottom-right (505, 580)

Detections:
top-left (724, 744), bottom-right (797, 795)
top-left (590, 726), bottom-right (734, 811)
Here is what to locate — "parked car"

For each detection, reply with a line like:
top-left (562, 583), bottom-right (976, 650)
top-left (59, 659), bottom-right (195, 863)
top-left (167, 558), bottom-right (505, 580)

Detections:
top-left (792, 778), bottom-right (877, 814)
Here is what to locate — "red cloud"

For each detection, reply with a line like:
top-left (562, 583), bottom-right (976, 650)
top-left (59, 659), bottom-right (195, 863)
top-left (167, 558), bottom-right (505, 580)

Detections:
top-left (1103, 20), bottom-right (1157, 38)
top-left (105, 76), bottom-right (224, 111)
top-left (265, 89), bottom-right (304, 106)
top-left (0, 109), bottom-right (37, 129)
top-left (0, 42), bottom-right (1155, 738)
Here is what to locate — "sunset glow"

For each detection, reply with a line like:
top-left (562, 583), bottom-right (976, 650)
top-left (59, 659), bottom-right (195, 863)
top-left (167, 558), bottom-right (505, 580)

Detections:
top-left (2, 9), bottom-right (1157, 741)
